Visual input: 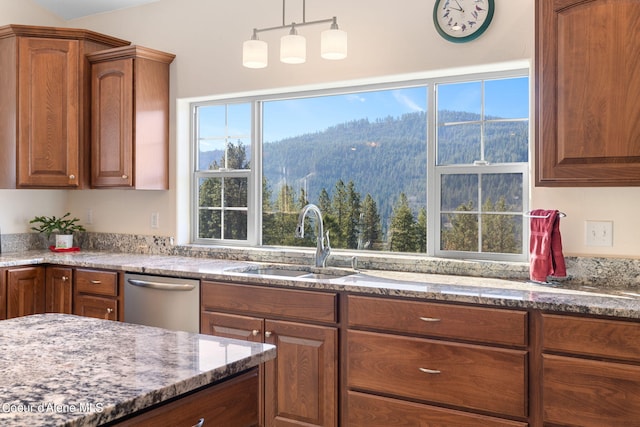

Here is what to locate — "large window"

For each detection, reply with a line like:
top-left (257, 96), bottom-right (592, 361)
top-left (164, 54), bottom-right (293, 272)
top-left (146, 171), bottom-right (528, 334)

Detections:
top-left (192, 69), bottom-right (529, 261)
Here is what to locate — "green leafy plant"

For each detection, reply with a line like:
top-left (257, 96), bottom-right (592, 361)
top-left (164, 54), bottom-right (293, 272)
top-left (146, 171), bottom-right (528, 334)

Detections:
top-left (30, 212), bottom-right (86, 238)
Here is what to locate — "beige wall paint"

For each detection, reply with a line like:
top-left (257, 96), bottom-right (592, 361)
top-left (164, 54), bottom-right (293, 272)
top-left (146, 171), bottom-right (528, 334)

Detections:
top-left (2, 0), bottom-right (639, 258)
top-left (0, 1), bottom-right (68, 234)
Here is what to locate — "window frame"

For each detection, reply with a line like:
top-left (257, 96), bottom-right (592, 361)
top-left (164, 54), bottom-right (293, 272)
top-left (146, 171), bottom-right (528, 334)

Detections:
top-left (190, 67), bottom-right (530, 262)
top-left (430, 70), bottom-right (530, 261)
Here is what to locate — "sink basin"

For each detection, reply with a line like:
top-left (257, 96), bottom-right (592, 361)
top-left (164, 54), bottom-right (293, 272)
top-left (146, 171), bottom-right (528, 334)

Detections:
top-left (229, 265), bottom-right (356, 280)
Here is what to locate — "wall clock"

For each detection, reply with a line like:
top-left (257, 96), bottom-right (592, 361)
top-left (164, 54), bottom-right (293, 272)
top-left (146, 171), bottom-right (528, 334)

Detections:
top-left (433, 0), bottom-right (495, 43)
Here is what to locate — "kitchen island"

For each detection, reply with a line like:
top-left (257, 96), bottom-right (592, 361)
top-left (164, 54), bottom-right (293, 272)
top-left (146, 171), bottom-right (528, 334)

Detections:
top-left (0, 313), bottom-right (276, 426)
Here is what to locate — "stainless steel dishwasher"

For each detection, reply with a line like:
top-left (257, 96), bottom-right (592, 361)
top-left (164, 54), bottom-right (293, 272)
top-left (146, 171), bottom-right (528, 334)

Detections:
top-left (124, 273), bottom-right (200, 333)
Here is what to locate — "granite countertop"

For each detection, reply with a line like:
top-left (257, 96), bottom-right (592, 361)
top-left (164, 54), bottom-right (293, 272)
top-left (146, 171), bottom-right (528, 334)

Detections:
top-left (1, 250), bottom-right (640, 319)
top-left (0, 314), bottom-right (276, 427)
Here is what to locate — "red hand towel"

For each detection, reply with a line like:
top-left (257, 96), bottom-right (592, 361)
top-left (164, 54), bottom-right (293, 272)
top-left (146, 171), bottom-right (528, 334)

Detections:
top-left (529, 209), bottom-right (567, 283)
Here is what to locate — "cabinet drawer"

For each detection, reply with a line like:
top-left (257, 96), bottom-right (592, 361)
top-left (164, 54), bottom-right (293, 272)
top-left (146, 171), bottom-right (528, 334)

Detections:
top-left (347, 391), bottom-right (528, 427)
top-left (76, 269), bottom-right (119, 297)
top-left (202, 281), bottom-right (337, 323)
top-left (347, 330), bottom-right (527, 418)
top-left (113, 368), bottom-right (259, 426)
top-left (348, 295), bottom-right (527, 347)
top-left (542, 313), bottom-right (640, 362)
top-left (543, 354), bottom-right (640, 427)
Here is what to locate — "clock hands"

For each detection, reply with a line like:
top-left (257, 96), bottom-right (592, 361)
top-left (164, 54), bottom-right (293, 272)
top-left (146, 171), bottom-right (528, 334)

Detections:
top-left (452, 0), bottom-right (465, 12)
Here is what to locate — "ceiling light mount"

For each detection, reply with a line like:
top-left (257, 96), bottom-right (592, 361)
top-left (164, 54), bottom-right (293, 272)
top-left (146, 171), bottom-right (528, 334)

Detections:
top-left (242, 0), bottom-right (347, 68)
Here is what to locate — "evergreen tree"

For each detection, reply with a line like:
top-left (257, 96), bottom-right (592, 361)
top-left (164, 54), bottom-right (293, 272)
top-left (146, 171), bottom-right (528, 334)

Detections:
top-left (442, 201), bottom-right (478, 251)
top-left (318, 188), bottom-right (332, 215)
top-left (345, 181), bottom-right (362, 249)
top-left (360, 194), bottom-right (381, 249)
top-left (482, 196), bottom-right (519, 254)
top-left (331, 180), bottom-right (348, 248)
top-left (198, 140), bottom-right (249, 239)
top-left (389, 193), bottom-right (418, 252)
top-left (416, 207), bottom-right (427, 253)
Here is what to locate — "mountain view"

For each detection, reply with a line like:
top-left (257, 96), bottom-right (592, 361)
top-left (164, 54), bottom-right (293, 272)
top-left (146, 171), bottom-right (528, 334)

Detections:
top-left (199, 110), bottom-right (528, 253)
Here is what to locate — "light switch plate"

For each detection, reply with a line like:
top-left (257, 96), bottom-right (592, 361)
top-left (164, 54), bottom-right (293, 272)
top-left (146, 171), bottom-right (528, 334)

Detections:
top-left (585, 220), bottom-right (613, 246)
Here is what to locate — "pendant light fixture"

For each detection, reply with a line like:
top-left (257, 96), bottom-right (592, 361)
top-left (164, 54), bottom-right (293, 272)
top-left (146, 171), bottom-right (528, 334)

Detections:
top-left (243, 0), bottom-right (347, 68)
top-left (280, 23), bottom-right (306, 64)
top-left (243, 29), bottom-right (268, 68)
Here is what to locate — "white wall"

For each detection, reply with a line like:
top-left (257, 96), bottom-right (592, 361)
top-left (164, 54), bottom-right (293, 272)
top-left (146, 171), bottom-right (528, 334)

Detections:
top-left (3, 0), bottom-right (639, 258)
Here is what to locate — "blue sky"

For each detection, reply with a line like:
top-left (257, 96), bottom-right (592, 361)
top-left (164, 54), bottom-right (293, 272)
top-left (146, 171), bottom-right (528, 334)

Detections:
top-left (263, 76), bottom-right (529, 142)
top-left (263, 87), bottom-right (427, 142)
top-left (198, 76), bottom-right (529, 148)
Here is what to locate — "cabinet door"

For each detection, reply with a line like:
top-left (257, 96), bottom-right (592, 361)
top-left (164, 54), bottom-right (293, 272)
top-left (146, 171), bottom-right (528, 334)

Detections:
top-left (264, 319), bottom-right (337, 427)
top-left (7, 266), bottom-right (45, 318)
top-left (45, 266), bottom-right (73, 314)
top-left (74, 294), bottom-right (118, 320)
top-left (536, 0), bottom-right (640, 185)
top-left (91, 58), bottom-right (133, 188)
top-left (201, 311), bottom-right (265, 427)
top-left (17, 37), bottom-right (80, 187)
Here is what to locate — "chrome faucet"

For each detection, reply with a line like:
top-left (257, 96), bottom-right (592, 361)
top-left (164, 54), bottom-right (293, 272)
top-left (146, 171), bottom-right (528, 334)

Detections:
top-left (295, 204), bottom-right (331, 268)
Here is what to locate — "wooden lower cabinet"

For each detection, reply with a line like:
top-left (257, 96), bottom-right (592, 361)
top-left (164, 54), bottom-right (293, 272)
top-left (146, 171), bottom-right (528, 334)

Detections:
top-left (73, 268), bottom-right (121, 321)
top-left (347, 391), bottom-right (528, 427)
top-left (111, 368), bottom-right (259, 426)
top-left (0, 268), bottom-right (6, 320)
top-left (540, 313), bottom-right (640, 426)
top-left (45, 266), bottom-right (73, 313)
top-left (201, 281), bottom-right (338, 427)
top-left (346, 295), bottom-right (528, 425)
top-left (348, 330), bottom-right (527, 418)
top-left (6, 266), bottom-right (45, 318)
top-left (264, 319), bottom-right (337, 427)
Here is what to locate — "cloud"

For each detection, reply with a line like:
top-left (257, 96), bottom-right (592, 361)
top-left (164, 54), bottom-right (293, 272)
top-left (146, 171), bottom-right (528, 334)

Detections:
top-left (393, 91), bottom-right (424, 112)
top-left (345, 94), bottom-right (366, 103)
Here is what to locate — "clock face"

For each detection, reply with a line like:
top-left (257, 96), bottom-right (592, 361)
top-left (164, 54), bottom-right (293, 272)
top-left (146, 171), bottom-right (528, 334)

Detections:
top-left (433, 0), bottom-right (495, 43)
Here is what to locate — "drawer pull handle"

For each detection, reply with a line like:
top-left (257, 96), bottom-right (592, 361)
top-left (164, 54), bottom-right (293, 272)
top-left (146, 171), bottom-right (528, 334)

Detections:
top-left (90, 280), bottom-right (102, 284)
top-left (419, 316), bottom-right (441, 322)
top-left (62, 276), bottom-right (69, 281)
top-left (106, 308), bottom-right (113, 314)
top-left (265, 331), bottom-right (272, 338)
top-left (419, 367), bottom-right (441, 374)
top-left (192, 418), bottom-right (204, 427)
top-left (251, 329), bottom-right (260, 336)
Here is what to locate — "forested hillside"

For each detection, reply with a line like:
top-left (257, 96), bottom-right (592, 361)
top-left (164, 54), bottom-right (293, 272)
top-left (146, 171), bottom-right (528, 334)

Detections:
top-left (262, 111), bottom-right (428, 223)
top-left (199, 110), bottom-right (528, 252)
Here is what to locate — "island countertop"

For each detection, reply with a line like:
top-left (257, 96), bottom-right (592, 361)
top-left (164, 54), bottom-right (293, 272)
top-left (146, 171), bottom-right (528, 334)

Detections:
top-left (0, 314), bottom-right (276, 427)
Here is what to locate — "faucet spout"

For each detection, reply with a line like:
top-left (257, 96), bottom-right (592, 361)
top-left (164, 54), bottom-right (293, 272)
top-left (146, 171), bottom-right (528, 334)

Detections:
top-left (296, 204), bottom-right (331, 268)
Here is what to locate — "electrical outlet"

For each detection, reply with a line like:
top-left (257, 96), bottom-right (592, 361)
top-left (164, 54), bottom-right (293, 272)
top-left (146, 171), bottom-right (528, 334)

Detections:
top-left (585, 220), bottom-right (613, 247)
top-left (151, 212), bottom-right (160, 229)
top-left (86, 209), bottom-right (93, 225)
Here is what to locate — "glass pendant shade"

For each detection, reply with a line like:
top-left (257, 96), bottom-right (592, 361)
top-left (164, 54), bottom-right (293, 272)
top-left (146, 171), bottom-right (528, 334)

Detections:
top-left (321, 27), bottom-right (347, 60)
top-left (243, 37), bottom-right (268, 69)
top-left (280, 26), bottom-right (306, 64)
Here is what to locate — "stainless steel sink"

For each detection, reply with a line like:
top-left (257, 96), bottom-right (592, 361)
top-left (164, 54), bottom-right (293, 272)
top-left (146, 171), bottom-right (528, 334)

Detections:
top-left (229, 265), bottom-right (356, 280)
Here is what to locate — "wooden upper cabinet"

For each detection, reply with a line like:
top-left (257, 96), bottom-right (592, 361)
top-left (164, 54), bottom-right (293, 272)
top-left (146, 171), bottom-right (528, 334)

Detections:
top-left (0, 24), bottom-right (129, 189)
top-left (536, 0), bottom-right (640, 186)
top-left (18, 37), bottom-right (80, 187)
top-left (88, 46), bottom-right (174, 189)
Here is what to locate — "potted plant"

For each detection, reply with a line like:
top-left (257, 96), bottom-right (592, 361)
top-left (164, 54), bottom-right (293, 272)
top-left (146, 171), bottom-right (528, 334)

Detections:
top-left (30, 212), bottom-right (86, 249)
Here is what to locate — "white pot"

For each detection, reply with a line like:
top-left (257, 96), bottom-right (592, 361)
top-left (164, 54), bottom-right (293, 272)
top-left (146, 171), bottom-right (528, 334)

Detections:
top-left (55, 234), bottom-right (74, 249)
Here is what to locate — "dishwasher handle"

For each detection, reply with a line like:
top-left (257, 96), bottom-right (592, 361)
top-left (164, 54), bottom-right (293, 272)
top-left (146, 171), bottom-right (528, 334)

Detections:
top-left (127, 278), bottom-right (196, 291)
